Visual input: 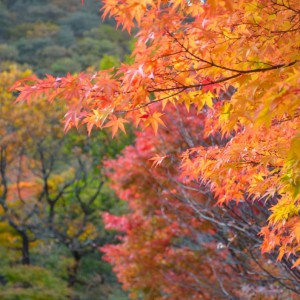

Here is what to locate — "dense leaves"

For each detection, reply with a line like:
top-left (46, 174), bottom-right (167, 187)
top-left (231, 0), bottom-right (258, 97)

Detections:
top-left (102, 105), bottom-right (300, 299)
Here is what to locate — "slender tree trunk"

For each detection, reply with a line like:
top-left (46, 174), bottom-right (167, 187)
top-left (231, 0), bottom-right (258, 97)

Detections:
top-left (8, 219), bottom-right (31, 265)
top-left (68, 251), bottom-right (81, 287)
top-left (48, 202), bottom-right (55, 231)
top-left (20, 230), bottom-right (30, 265)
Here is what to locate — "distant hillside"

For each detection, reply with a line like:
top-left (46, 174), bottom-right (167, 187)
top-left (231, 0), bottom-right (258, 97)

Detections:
top-left (0, 0), bottom-right (131, 76)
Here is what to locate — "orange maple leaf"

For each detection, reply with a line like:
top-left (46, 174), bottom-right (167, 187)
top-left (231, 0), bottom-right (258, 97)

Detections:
top-left (144, 112), bottom-right (166, 134)
top-left (149, 154), bottom-right (167, 168)
top-left (103, 115), bottom-right (129, 137)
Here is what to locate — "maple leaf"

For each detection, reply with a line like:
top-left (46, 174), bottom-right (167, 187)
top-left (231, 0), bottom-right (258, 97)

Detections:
top-left (103, 115), bottom-right (129, 137)
top-left (144, 112), bottom-right (166, 134)
top-left (149, 154), bottom-right (166, 168)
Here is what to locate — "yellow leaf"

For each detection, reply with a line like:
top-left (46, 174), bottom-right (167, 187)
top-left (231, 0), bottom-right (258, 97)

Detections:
top-left (144, 112), bottom-right (166, 134)
top-left (203, 91), bottom-right (214, 108)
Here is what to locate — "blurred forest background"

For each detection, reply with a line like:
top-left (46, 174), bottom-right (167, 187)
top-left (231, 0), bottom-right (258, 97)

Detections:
top-left (0, 0), bottom-right (134, 299)
top-left (0, 0), bottom-right (132, 75)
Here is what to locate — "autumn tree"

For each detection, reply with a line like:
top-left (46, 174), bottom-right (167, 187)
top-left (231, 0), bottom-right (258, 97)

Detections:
top-left (1, 65), bottom-right (132, 299)
top-left (0, 65), bottom-right (72, 299)
top-left (13, 0), bottom-right (300, 297)
top-left (102, 105), bottom-right (300, 299)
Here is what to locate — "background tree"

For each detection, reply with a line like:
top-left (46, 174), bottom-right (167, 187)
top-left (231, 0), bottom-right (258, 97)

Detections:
top-left (0, 65), bottom-right (133, 299)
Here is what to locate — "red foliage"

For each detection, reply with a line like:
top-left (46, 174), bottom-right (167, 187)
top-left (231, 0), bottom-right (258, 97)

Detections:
top-left (101, 105), bottom-right (298, 299)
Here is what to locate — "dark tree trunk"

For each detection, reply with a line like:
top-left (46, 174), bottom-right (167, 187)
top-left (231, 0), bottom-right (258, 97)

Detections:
top-left (20, 230), bottom-right (30, 265)
top-left (48, 202), bottom-right (55, 231)
top-left (68, 251), bottom-right (82, 287)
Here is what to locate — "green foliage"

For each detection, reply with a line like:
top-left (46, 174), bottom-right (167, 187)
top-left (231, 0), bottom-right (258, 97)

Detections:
top-left (50, 58), bottom-right (81, 75)
top-left (0, 4), bottom-right (11, 39)
top-left (0, 0), bottom-right (131, 75)
top-left (0, 44), bottom-right (18, 61)
top-left (56, 26), bottom-right (75, 47)
top-left (0, 265), bottom-right (69, 300)
top-left (59, 12), bottom-right (100, 37)
top-left (99, 54), bottom-right (120, 70)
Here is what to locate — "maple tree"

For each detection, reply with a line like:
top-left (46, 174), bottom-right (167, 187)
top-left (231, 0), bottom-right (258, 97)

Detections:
top-left (12, 0), bottom-right (300, 296)
top-left (102, 105), bottom-right (300, 299)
